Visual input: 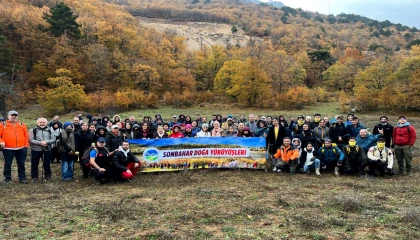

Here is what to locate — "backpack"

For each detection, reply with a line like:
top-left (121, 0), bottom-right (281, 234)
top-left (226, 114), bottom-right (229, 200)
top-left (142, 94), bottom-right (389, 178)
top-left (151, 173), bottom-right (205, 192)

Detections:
top-left (321, 145), bottom-right (338, 155)
top-left (82, 146), bottom-right (109, 167)
top-left (345, 145), bottom-right (360, 154)
top-left (32, 128), bottom-right (52, 140)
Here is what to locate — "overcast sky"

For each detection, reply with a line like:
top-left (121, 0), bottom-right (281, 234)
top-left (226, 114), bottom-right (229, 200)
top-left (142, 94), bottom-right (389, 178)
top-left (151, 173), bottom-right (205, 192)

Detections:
top-left (263, 0), bottom-right (419, 28)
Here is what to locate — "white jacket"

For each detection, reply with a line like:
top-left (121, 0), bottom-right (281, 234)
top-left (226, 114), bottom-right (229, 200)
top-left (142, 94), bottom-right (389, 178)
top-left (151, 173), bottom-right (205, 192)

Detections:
top-left (367, 146), bottom-right (393, 169)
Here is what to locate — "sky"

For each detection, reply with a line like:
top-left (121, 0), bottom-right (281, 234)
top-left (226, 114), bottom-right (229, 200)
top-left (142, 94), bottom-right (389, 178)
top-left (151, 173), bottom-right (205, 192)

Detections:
top-left (262, 0), bottom-right (419, 28)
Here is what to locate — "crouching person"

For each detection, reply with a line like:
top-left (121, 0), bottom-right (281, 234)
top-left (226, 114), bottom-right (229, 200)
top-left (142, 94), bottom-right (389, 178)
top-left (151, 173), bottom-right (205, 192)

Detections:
top-left (300, 142), bottom-right (321, 175)
top-left (272, 137), bottom-right (300, 174)
top-left (367, 138), bottom-right (394, 177)
top-left (318, 138), bottom-right (344, 176)
top-left (89, 137), bottom-right (117, 183)
top-left (342, 137), bottom-right (368, 177)
top-left (112, 141), bottom-right (141, 181)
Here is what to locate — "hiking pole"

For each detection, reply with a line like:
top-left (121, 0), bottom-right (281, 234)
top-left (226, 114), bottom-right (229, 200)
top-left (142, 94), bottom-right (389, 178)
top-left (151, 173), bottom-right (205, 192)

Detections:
top-left (41, 147), bottom-right (45, 183)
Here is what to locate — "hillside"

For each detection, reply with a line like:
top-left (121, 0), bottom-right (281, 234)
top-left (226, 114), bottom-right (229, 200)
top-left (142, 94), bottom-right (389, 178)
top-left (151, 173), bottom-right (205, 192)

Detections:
top-left (1, 0), bottom-right (420, 117)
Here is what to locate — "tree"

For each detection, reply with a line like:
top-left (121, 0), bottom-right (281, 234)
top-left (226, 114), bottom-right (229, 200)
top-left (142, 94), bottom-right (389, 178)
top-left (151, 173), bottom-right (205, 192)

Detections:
top-left (43, 2), bottom-right (81, 39)
top-left (39, 68), bottom-right (86, 114)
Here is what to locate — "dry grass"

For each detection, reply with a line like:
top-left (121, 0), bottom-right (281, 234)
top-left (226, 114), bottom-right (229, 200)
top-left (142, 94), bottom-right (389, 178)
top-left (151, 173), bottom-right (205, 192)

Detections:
top-left (1, 104), bottom-right (420, 239)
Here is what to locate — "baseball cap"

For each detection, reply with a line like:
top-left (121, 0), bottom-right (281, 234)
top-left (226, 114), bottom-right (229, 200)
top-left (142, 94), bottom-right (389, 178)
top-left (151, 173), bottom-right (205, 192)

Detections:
top-left (172, 115), bottom-right (177, 118)
top-left (112, 125), bottom-right (119, 129)
top-left (398, 116), bottom-right (406, 120)
top-left (8, 110), bottom-right (18, 115)
top-left (97, 137), bottom-right (106, 143)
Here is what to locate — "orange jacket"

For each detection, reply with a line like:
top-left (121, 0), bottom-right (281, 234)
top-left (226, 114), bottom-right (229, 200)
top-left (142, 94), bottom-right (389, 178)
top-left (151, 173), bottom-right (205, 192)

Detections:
top-left (0, 120), bottom-right (29, 149)
top-left (273, 144), bottom-right (299, 163)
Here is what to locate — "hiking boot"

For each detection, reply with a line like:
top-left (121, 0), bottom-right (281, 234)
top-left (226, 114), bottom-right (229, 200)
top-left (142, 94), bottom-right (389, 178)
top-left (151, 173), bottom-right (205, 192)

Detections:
top-left (4, 179), bottom-right (12, 184)
top-left (334, 167), bottom-right (340, 176)
top-left (19, 179), bottom-right (28, 184)
top-left (31, 178), bottom-right (38, 183)
top-left (315, 168), bottom-right (321, 176)
top-left (272, 167), bottom-right (277, 172)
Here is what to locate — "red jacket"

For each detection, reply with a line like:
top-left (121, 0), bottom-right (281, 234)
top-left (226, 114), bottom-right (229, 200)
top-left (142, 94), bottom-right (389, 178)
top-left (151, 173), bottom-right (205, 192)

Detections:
top-left (0, 120), bottom-right (29, 149)
top-left (393, 125), bottom-right (416, 146)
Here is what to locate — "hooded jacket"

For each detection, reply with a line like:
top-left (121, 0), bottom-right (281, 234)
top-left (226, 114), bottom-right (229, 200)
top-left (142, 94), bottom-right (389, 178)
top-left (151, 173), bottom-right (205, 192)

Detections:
top-left (169, 124), bottom-right (184, 138)
top-left (105, 130), bottom-right (122, 152)
top-left (393, 122), bottom-right (416, 146)
top-left (356, 133), bottom-right (381, 152)
top-left (94, 126), bottom-right (108, 142)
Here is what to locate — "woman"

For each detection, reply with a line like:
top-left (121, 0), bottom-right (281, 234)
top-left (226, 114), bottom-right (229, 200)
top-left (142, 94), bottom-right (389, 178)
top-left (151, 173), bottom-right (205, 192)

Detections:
top-left (225, 126), bottom-right (238, 137)
top-left (184, 124), bottom-right (195, 137)
top-left (169, 125), bottom-right (184, 138)
top-left (94, 126), bottom-right (108, 143)
top-left (211, 121), bottom-right (222, 137)
top-left (123, 122), bottom-right (135, 140)
top-left (59, 122), bottom-right (76, 181)
top-left (196, 123), bottom-right (211, 137)
top-left (185, 116), bottom-right (192, 125)
top-left (113, 115), bottom-right (121, 124)
top-left (132, 124), bottom-right (141, 139)
top-left (138, 123), bottom-right (154, 139)
top-left (254, 120), bottom-right (269, 137)
top-left (154, 125), bottom-right (168, 139)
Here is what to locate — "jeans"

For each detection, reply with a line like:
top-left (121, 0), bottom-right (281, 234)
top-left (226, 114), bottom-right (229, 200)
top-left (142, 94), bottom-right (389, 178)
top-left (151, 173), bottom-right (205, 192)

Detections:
top-left (303, 159), bottom-right (320, 172)
top-left (30, 150), bottom-right (52, 179)
top-left (394, 145), bottom-right (412, 172)
top-left (3, 148), bottom-right (27, 181)
top-left (61, 152), bottom-right (75, 180)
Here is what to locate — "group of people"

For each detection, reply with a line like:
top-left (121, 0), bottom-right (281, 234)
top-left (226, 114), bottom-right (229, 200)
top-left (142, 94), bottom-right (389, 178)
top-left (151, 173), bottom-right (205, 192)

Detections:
top-left (0, 110), bottom-right (416, 184)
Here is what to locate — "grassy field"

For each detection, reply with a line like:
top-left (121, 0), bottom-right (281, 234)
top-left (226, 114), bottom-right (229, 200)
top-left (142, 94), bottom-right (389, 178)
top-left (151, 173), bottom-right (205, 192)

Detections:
top-left (1, 103), bottom-right (419, 239)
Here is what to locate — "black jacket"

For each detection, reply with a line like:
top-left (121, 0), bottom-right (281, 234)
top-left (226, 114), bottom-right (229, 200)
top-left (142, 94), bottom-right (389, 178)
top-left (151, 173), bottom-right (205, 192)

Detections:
top-left (372, 123), bottom-right (393, 147)
top-left (329, 123), bottom-right (350, 144)
top-left (112, 151), bottom-right (140, 172)
top-left (105, 131), bottom-right (122, 152)
top-left (266, 125), bottom-right (287, 154)
top-left (75, 130), bottom-right (94, 153)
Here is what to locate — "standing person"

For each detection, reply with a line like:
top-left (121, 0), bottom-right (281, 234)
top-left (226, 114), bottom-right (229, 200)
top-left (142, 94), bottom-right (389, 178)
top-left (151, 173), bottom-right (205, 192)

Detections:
top-left (266, 118), bottom-right (287, 155)
top-left (75, 122), bottom-right (94, 179)
top-left (0, 110), bottom-right (29, 184)
top-left (29, 118), bottom-right (56, 182)
top-left (393, 116), bottom-right (416, 175)
top-left (373, 116), bottom-right (394, 148)
top-left (348, 117), bottom-right (366, 137)
top-left (48, 115), bottom-right (62, 128)
top-left (246, 114), bottom-right (257, 133)
top-left (59, 122), bottom-right (77, 181)
top-left (329, 116), bottom-right (350, 150)
top-left (106, 125), bottom-right (123, 152)
top-left (313, 119), bottom-right (330, 149)
top-left (73, 117), bottom-right (81, 132)
top-left (50, 122), bottom-right (62, 164)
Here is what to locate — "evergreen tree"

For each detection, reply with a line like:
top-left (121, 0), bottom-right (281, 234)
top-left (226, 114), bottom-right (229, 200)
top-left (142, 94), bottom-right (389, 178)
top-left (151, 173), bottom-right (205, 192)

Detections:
top-left (43, 2), bottom-right (81, 39)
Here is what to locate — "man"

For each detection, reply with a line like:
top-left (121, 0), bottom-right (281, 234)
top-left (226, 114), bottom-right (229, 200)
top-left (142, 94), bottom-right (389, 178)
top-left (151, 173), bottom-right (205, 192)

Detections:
top-left (367, 138), bottom-right (394, 177)
top-left (314, 119), bottom-right (330, 149)
top-left (129, 116), bottom-right (137, 126)
top-left (348, 117), bottom-right (366, 137)
top-left (266, 118), bottom-right (287, 158)
top-left (245, 114), bottom-right (257, 133)
top-left (372, 116), bottom-right (394, 148)
top-left (342, 137), bottom-right (367, 176)
top-left (91, 118), bottom-right (100, 129)
top-left (300, 142), bottom-right (321, 175)
top-left (106, 125), bottom-right (123, 152)
top-left (73, 117), bottom-right (81, 132)
top-left (329, 115), bottom-right (350, 150)
top-left (356, 129), bottom-right (383, 153)
top-left (290, 115), bottom-right (305, 135)
top-left (239, 114), bottom-right (247, 124)
top-left (29, 118), bottom-right (56, 182)
top-left (75, 122), bottom-right (94, 178)
top-left (393, 116), bottom-right (416, 175)
top-left (318, 138), bottom-right (344, 176)
top-left (112, 141), bottom-right (141, 181)
top-left (48, 115), bottom-right (62, 128)
top-left (309, 113), bottom-right (322, 130)
top-left (168, 115), bottom-right (179, 128)
top-left (0, 110), bottom-right (29, 184)
top-left (272, 137), bottom-right (300, 174)
top-left (89, 137), bottom-right (116, 183)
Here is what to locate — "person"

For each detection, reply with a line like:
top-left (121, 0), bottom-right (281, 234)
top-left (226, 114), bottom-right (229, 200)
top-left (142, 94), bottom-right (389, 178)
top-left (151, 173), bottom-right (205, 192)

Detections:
top-left (112, 141), bottom-right (141, 181)
top-left (372, 116), bottom-right (394, 148)
top-left (318, 138), bottom-right (344, 176)
top-left (168, 115), bottom-right (179, 128)
top-left (245, 114), bottom-right (257, 133)
top-left (137, 122), bottom-right (154, 139)
top-left (313, 119), bottom-right (330, 149)
top-left (239, 127), bottom-right (253, 137)
top-left (266, 118), bottom-right (287, 155)
top-left (113, 115), bottom-right (121, 124)
top-left (329, 115), bottom-right (350, 150)
top-left (295, 123), bottom-right (316, 150)
top-left (309, 113), bottom-right (322, 130)
top-left (89, 137), bottom-right (116, 183)
top-left (73, 117), bottom-right (81, 132)
top-left (94, 126), bottom-right (108, 143)
top-left (254, 120), bottom-right (269, 137)
top-left (169, 124), bottom-right (184, 138)
top-left (123, 122), bottom-right (134, 140)
top-left (154, 125), bottom-right (169, 138)
top-left (299, 142), bottom-right (321, 175)
top-left (272, 137), bottom-right (299, 174)
top-left (367, 138), bottom-right (394, 177)
top-left (29, 118), bottom-right (56, 182)
top-left (348, 117), bottom-right (366, 137)
top-left (346, 114), bottom-right (354, 126)
top-left (196, 123), bottom-right (211, 137)
top-left (211, 121), bottom-right (222, 137)
top-left (106, 125), bottom-right (123, 152)
top-left (50, 122), bottom-right (62, 164)
top-left (342, 137), bottom-right (367, 176)
top-left (75, 122), bottom-right (94, 179)
top-left (290, 115), bottom-right (305, 135)
top-left (393, 116), bottom-right (416, 175)
top-left (48, 115), bottom-right (62, 128)
top-left (59, 122), bottom-right (77, 181)
top-left (0, 110), bottom-right (29, 184)
top-left (184, 124), bottom-right (195, 137)
top-left (225, 126), bottom-right (238, 137)
top-left (356, 129), bottom-right (383, 153)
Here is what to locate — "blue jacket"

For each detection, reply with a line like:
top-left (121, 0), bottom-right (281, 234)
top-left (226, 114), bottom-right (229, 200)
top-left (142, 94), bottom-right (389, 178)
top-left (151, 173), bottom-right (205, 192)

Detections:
top-left (318, 146), bottom-right (344, 163)
top-left (348, 123), bottom-right (367, 137)
top-left (356, 134), bottom-right (380, 152)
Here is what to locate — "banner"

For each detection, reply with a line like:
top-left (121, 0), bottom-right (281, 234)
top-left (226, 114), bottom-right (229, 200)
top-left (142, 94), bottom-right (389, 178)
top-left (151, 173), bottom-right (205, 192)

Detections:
top-left (128, 137), bottom-right (267, 172)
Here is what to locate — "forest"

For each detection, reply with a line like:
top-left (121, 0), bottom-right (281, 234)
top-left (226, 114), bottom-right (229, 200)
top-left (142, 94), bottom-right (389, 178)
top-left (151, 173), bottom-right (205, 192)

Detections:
top-left (1, 0), bottom-right (420, 116)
